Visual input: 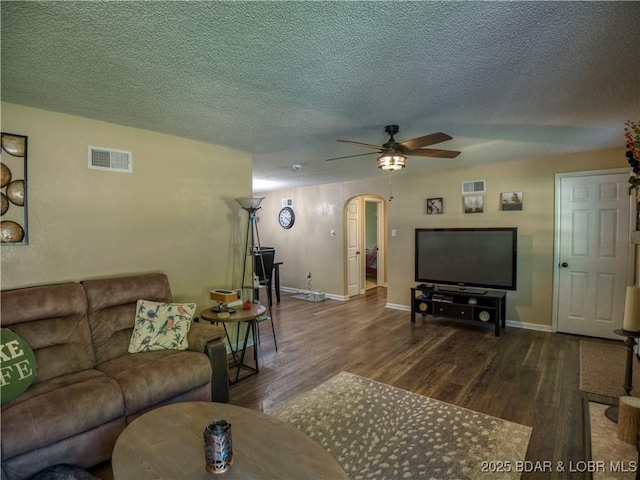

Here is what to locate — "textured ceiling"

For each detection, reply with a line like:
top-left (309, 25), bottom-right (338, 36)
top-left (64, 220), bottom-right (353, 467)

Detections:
top-left (2, 1), bottom-right (639, 192)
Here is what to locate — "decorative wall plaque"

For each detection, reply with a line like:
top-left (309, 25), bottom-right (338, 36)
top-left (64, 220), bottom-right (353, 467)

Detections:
top-left (1, 133), bottom-right (28, 245)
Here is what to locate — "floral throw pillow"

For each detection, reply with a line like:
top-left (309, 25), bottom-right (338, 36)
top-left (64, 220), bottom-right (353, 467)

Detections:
top-left (128, 300), bottom-right (196, 353)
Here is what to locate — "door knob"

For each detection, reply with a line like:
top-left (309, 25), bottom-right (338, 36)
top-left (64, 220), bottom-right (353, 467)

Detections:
top-left (561, 262), bottom-right (569, 268)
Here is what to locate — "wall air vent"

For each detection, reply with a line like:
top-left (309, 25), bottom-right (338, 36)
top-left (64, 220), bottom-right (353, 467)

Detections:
top-left (461, 179), bottom-right (486, 195)
top-left (88, 146), bottom-right (132, 173)
top-left (282, 197), bottom-right (293, 207)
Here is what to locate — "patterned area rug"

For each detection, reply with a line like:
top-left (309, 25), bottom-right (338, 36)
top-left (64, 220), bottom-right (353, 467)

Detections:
top-left (274, 371), bottom-right (532, 479)
top-left (588, 402), bottom-right (636, 480)
top-left (579, 341), bottom-right (637, 398)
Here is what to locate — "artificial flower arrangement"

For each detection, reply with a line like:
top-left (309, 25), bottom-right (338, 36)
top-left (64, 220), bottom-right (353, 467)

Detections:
top-left (625, 120), bottom-right (640, 197)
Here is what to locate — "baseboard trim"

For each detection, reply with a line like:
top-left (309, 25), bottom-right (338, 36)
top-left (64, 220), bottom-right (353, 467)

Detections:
top-left (386, 303), bottom-right (553, 332)
top-left (505, 320), bottom-right (553, 332)
top-left (327, 294), bottom-right (349, 301)
top-left (285, 294), bottom-right (554, 332)
top-left (386, 303), bottom-right (409, 311)
top-left (280, 286), bottom-right (348, 301)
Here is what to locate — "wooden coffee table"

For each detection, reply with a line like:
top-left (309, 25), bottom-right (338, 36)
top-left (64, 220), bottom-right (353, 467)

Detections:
top-left (112, 402), bottom-right (347, 479)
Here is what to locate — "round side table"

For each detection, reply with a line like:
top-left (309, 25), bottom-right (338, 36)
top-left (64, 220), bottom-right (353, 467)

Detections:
top-left (201, 304), bottom-right (266, 383)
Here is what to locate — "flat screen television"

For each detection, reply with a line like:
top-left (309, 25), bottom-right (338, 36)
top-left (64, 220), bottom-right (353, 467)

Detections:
top-left (415, 227), bottom-right (517, 292)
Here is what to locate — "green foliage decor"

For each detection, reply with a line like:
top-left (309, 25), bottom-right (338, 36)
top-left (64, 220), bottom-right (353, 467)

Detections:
top-left (625, 120), bottom-right (640, 197)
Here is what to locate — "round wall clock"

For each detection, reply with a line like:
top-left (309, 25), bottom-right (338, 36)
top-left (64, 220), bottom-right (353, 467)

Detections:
top-left (278, 207), bottom-right (295, 229)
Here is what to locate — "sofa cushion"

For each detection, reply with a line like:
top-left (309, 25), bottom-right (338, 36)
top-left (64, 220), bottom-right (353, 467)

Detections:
top-left (83, 274), bottom-right (173, 364)
top-left (1, 369), bottom-right (124, 460)
top-left (0, 283), bottom-right (95, 383)
top-left (0, 328), bottom-right (37, 404)
top-left (128, 300), bottom-right (196, 352)
top-left (97, 350), bottom-right (212, 416)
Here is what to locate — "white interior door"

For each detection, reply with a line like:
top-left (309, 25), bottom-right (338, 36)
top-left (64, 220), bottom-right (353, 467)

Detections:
top-left (555, 170), bottom-right (632, 339)
top-left (375, 200), bottom-right (385, 286)
top-left (347, 198), bottom-right (361, 297)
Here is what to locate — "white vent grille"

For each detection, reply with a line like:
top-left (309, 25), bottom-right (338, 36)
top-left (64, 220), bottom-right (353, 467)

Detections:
top-left (88, 146), bottom-right (132, 173)
top-left (282, 197), bottom-right (293, 207)
top-left (461, 180), bottom-right (486, 194)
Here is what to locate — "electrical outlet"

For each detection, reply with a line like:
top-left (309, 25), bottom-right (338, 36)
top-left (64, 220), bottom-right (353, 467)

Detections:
top-left (306, 271), bottom-right (312, 279)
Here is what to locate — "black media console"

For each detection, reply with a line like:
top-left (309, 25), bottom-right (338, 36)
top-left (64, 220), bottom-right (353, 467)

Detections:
top-left (411, 286), bottom-right (507, 337)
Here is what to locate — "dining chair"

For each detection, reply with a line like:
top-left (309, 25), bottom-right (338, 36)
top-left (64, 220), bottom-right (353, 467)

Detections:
top-left (253, 248), bottom-right (277, 350)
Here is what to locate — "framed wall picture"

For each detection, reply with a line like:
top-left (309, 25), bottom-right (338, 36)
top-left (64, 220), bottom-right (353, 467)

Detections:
top-left (1, 133), bottom-right (28, 245)
top-left (426, 197), bottom-right (443, 215)
top-left (501, 192), bottom-right (523, 211)
top-left (463, 195), bottom-right (483, 214)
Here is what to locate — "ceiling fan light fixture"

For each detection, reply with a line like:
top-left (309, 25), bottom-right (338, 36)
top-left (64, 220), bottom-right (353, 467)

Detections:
top-left (377, 152), bottom-right (407, 170)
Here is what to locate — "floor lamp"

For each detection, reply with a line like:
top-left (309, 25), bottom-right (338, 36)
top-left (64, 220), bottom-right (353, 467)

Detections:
top-left (236, 197), bottom-right (277, 350)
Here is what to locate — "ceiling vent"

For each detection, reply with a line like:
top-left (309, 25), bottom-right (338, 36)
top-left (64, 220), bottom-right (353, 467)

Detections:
top-left (461, 179), bottom-right (486, 194)
top-left (88, 146), bottom-right (132, 173)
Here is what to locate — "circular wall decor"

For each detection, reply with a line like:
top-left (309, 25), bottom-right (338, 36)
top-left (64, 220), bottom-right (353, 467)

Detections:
top-left (1, 221), bottom-right (25, 243)
top-left (1, 135), bottom-right (26, 157)
top-left (0, 163), bottom-right (11, 188)
top-left (6, 180), bottom-right (24, 206)
top-left (0, 133), bottom-right (28, 245)
top-left (1, 193), bottom-right (8, 215)
top-left (278, 207), bottom-right (295, 229)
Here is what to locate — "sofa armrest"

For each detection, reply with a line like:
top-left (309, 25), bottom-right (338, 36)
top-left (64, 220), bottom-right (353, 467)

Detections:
top-left (187, 322), bottom-right (225, 352)
top-left (188, 323), bottom-right (229, 403)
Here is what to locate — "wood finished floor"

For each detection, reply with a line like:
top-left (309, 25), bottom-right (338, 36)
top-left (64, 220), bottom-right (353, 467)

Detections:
top-left (91, 286), bottom-right (618, 480)
top-left (230, 287), bottom-right (616, 480)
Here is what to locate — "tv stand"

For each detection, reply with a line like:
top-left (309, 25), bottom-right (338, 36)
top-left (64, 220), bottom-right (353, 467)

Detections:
top-left (411, 286), bottom-right (507, 336)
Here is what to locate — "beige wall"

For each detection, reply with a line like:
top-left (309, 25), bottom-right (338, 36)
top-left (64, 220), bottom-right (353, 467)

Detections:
top-left (1, 103), bottom-right (253, 314)
top-left (1, 102), bottom-right (628, 327)
top-left (255, 149), bottom-right (628, 328)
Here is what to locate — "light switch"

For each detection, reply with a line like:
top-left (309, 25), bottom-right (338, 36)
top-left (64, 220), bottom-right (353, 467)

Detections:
top-left (391, 229), bottom-right (397, 237)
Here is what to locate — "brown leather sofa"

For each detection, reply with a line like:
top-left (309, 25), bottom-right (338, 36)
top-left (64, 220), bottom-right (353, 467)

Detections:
top-left (1, 273), bottom-right (229, 480)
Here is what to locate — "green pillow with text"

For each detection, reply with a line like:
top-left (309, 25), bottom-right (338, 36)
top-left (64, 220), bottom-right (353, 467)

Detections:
top-left (1, 328), bottom-right (37, 404)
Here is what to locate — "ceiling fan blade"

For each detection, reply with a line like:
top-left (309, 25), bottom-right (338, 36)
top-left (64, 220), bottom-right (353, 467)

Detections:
top-left (326, 151), bottom-right (379, 161)
top-left (337, 140), bottom-right (383, 150)
top-left (399, 132), bottom-right (453, 151)
top-left (405, 148), bottom-right (461, 159)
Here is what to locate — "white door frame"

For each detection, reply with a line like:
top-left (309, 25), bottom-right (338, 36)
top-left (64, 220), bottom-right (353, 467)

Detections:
top-left (345, 195), bottom-right (387, 297)
top-left (375, 198), bottom-right (386, 287)
top-left (364, 195), bottom-right (387, 287)
top-left (346, 197), bottom-right (362, 297)
top-left (551, 167), bottom-right (635, 333)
